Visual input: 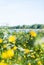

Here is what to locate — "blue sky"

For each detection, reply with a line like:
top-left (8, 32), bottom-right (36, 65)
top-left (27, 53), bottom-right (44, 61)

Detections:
top-left (0, 0), bottom-right (44, 26)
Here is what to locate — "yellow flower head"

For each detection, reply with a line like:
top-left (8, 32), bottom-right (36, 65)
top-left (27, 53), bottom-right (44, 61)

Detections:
top-left (41, 43), bottom-right (44, 48)
top-left (2, 52), bottom-right (8, 59)
top-left (18, 56), bottom-right (21, 61)
top-left (30, 31), bottom-right (37, 37)
top-left (2, 49), bottom-right (14, 59)
top-left (24, 49), bottom-right (30, 54)
top-left (7, 49), bottom-right (14, 58)
top-left (1, 60), bottom-right (5, 63)
top-left (37, 61), bottom-right (42, 65)
top-left (0, 62), bottom-right (8, 65)
top-left (0, 38), bottom-right (3, 43)
top-left (3, 44), bottom-right (7, 48)
top-left (31, 54), bottom-right (35, 58)
top-left (8, 35), bottom-right (16, 43)
top-left (13, 46), bottom-right (17, 50)
top-left (24, 55), bottom-right (26, 58)
top-left (28, 63), bottom-right (31, 65)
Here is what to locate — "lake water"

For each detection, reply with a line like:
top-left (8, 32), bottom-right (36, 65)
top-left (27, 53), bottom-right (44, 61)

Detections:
top-left (9, 29), bottom-right (44, 33)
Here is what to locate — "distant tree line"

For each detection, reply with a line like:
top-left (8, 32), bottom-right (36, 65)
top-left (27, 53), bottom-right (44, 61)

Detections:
top-left (0, 24), bottom-right (44, 29)
top-left (8, 24), bottom-right (44, 29)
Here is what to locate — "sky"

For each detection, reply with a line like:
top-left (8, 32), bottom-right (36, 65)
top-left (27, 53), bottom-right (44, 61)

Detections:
top-left (0, 0), bottom-right (44, 26)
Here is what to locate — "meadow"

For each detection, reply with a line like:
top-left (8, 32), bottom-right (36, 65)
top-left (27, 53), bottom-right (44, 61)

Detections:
top-left (0, 28), bottom-right (44, 65)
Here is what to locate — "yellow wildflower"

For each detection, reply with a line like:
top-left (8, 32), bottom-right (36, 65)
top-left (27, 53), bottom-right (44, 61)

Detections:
top-left (8, 35), bottom-right (16, 43)
top-left (0, 38), bottom-right (3, 43)
top-left (2, 49), bottom-right (14, 59)
top-left (24, 49), bottom-right (30, 54)
top-left (3, 44), bottom-right (7, 48)
top-left (7, 49), bottom-right (14, 58)
top-left (41, 43), bottom-right (44, 48)
top-left (31, 54), bottom-right (35, 58)
top-left (2, 52), bottom-right (8, 59)
top-left (37, 61), bottom-right (42, 65)
top-left (9, 62), bottom-right (12, 65)
top-left (30, 31), bottom-right (37, 37)
top-left (24, 55), bottom-right (26, 58)
top-left (12, 46), bottom-right (17, 50)
top-left (1, 60), bottom-right (4, 62)
top-left (0, 62), bottom-right (8, 65)
top-left (18, 56), bottom-right (21, 61)
top-left (28, 63), bottom-right (31, 65)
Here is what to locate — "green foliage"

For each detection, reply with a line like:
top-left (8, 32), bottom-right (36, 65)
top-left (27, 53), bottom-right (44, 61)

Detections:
top-left (0, 28), bottom-right (44, 65)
